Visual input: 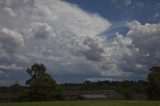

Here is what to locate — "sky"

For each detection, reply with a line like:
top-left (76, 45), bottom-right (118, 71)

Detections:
top-left (0, 0), bottom-right (160, 85)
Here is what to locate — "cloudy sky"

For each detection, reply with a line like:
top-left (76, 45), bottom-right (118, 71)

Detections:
top-left (0, 0), bottom-right (160, 85)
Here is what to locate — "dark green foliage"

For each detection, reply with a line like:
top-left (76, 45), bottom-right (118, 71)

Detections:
top-left (25, 63), bottom-right (63, 101)
top-left (0, 83), bottom-right (25, 102)
top-left (147, 66), bottom-right (160, 100)
top-left (82, 80), bottom-right (93, 90)
top-left (117, 80), bottom-right (134, 99)
top-left (62, 80), bottom-right (146, 94)
top-left (10, 83), bottom-right (25, 101)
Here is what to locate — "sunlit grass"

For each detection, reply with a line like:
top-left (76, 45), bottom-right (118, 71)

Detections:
top-left (0, 100), bottom-right (160, 106)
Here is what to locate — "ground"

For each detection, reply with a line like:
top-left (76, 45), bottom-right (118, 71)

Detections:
top-left (0, 100), bottom-right (160, 106)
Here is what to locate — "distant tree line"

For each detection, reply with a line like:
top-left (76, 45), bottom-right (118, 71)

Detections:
top-left (0, 64), bottom-right (160, 102)
top-left (62, 66), bottom-right (160, 100)
top-left (61, 80), bottom-right (147, 99)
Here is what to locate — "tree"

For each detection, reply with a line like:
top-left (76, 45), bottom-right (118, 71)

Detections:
top-left (119, 80), bottom-right (134, 99)
top-left (147, 66), bottom-right (160, 100)
top-left (82, 80), bottom-right (93, 90)
top-left (10, 83), bottom-right (25, 101)
top-left (25, 63), bottom-right (63, 101)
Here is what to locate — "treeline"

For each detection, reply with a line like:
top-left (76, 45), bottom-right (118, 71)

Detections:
top-left (62, 80), bottom-right (147, 92)
top-left (0, 64), bottom-right (160, 102)
top-left (0, 80), bottom-right (147, 101)
top-left (61, 80), bottom-right (147, 99)
top-left (0, 64), bottom-right (63, 102)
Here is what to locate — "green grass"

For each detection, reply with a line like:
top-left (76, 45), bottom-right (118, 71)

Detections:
top-left (0, 100), bottom-right (160, 106)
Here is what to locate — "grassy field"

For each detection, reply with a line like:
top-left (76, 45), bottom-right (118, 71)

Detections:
top-left (0, 100), bottom-right (160, 106)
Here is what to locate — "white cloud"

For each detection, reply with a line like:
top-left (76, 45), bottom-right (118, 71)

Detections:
top-left (0, 0), bottom-right (160, 83)
top-left (0, 28), bottom-right (24, 52)
top-left (0, 0), bottom-right (111, 83)
top-left (127, 20), bottom-right (160, 53)
top-left (26, 22), bottom-right (53, 39)
top-left (34, 0), bottom-right (110, 36)
top-left (94, 20), bottom-right (160, 78)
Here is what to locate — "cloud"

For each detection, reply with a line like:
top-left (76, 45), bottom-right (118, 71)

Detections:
top-left (79, 36), bottom-right (105, 61)
top-left (89, 20), bottom-right (160, 79)
top-left (126, 20), bottom-right (160, 67)
top-left (124, 0), bottom-right (132, 6)
top-left (0, 64), bottom-right (23, 70)
top-left (127, 20), bottom-right (160, 54)
top-left (0, 0), bottom-right (111, 84)
top-left (0, 0), bottom-right (160, 84)
top-left (104, 20), bottom-right (160, 76)
top-left (111, 0), bottom-right (132, 7)
top-left (153, 12), bottom-right (159, 18)
top-left (0, 28), bottom-right (24, 53)
top-left (3, 7), bottom-right (16, 17)
top-left (27, 22), bottom-right (53, 39)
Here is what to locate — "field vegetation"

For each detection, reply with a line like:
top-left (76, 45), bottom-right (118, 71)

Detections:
top-left (0, 100), bottom-right (160, 106)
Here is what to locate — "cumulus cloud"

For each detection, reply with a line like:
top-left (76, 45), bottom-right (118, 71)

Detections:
top-left (0, 0), bottom-right (160, 84)
top-left (126, 20), bottom-right (160, 67)
top-left (100, 20), bottom-right (160, 78)
top-left (0, 0), bottom-right (111, 84)
top-left (85, 20), bottom-right (160, 80)
top-left (27, 22), bottom-right (53, 39)
top-left (0, 28), bottom-right (24, 53)
top-left (79, 36), bottom-right (105, 61)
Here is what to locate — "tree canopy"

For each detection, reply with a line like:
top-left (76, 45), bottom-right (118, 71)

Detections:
top-left (25, 63), bottom-right (63, 101)
top-left (147, 66), bottom-right (160, 100)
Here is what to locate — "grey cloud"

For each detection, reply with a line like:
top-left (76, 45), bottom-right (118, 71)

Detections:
top-left (0, 0), bottom-right (7, 8)
top-left (9, 0), bottom-right (35, 10)
top-left (27, 22), bottom-right (53, 39)
top-left (78, 36), bottom-right (105, 61)
top-left (0, 64), bottom-right (23, 70)
top-left (0, 0), bottom-right (110, 84)
top-left (3, 7), bottom-right (16, 17)
top-left (126, 20), bottom-right (160, 69)
top-left (91, 20), bottom-right (160, 79)
top-left (0, 28), bottom-right (24, 53)
top-left (0, 0), bottom-right (159, 84)
top-left (103, 21), bottom-right (160, 77)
